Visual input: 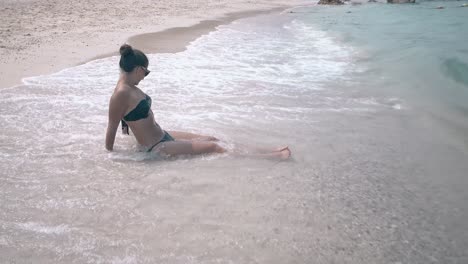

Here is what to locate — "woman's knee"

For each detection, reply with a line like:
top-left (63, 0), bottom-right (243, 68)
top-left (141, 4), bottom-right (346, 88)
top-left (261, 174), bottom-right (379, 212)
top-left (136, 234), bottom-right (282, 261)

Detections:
top-left (214, 143), bottom-right (226, 153)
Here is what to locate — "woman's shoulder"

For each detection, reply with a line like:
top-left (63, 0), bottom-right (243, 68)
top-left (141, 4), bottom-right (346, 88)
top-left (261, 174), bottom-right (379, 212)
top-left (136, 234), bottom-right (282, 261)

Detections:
top-left (114, 82), bottom-right (134, 95)
top-left (112, 84), bottom-right (132, 101)
top-left (115, 81), bottom-right (132, 91)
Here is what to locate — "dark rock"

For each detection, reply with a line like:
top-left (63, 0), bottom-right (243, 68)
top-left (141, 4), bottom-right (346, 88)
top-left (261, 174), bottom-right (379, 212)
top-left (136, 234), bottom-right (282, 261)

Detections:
top-left (387, 0), bottom-right (415, 3)
top-left (318, 0), bottom-right (345, 5)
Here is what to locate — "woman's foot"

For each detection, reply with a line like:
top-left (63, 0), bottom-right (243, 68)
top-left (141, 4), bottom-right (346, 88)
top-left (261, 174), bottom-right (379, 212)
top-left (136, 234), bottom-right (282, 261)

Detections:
top-left (274, 146), bottom-right (292, 160)
top-left (247, 145), bottom-right (292, 160)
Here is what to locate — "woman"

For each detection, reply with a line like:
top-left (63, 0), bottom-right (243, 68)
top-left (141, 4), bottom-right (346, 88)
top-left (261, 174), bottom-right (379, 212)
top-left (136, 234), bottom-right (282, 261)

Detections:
top-left (106, 44), bottom-right (290, 159)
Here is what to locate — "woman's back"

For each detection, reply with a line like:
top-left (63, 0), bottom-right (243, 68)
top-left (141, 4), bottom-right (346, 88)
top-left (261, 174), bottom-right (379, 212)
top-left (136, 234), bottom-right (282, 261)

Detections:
top-left (114, 82), bottom-right (165, 148)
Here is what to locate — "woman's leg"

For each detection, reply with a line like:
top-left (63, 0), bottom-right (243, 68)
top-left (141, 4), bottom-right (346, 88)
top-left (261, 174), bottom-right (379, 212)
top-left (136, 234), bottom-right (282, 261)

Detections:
top-left (153, 140), bottom-right (226, 156)
top-left (153, 140), bottom-right (290, 160)
top-left (240, 146), bottom-right (291, 160)
top-left (166, 130), bottom-right (219, 141)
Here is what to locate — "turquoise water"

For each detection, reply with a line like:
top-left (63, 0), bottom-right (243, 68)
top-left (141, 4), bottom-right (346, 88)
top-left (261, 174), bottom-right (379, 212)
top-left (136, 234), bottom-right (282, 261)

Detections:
top-left (292, 2), bottom-right (468, 262)
top-left (1, 2), bottom-right (468, 263)
top-left (300, 1), bottom-right (468, 126)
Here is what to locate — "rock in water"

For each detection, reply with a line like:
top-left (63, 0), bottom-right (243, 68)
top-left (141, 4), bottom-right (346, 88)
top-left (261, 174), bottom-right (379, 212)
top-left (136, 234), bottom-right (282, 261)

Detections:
top-left (318, 0), bottom-right (345, 5)
top-left (387, 0), bottom-right (415, 3)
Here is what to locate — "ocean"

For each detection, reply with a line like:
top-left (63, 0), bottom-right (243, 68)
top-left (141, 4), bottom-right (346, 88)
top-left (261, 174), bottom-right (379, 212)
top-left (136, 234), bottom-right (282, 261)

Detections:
top-left (1, 1), bottom-right (467, 263)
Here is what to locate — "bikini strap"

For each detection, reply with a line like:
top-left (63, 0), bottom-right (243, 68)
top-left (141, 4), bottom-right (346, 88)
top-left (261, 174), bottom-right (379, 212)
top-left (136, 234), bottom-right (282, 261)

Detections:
top-left (121, 120), bottom-right (129, 135)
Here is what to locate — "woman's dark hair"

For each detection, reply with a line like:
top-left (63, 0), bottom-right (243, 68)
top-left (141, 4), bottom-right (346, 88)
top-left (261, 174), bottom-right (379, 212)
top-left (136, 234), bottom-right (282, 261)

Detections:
top-left (119, 44), bottom-right (149, 72)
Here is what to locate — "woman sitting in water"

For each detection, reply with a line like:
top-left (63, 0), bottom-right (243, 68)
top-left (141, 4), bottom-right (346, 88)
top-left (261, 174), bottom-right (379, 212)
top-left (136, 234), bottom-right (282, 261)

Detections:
top-left (105, 44), bottom-right (290, 159)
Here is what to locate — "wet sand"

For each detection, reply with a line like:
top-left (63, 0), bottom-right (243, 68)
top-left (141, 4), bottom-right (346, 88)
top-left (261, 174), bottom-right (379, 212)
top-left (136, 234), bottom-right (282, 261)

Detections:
top-left (0, 0), bottom-right (308, 89)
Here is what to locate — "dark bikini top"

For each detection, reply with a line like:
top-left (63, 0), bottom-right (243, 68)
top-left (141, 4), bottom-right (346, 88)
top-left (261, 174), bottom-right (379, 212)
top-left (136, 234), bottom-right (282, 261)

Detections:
top-left (123, 94), bottom-right (152, 121)
top-left (121, 94), bottom-right (152, 135)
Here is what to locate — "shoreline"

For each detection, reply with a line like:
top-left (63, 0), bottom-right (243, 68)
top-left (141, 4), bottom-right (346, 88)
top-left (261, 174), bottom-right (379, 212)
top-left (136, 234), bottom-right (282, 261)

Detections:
top-left (92, 8), bottom-right (292, 61)
top-left (0, 1), bottom-right (308, 89)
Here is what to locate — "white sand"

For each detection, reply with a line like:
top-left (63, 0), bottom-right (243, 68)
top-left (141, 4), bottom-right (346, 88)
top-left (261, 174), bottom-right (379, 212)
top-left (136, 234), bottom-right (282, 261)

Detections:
top-left (0, 0), bottom-right (308, 89)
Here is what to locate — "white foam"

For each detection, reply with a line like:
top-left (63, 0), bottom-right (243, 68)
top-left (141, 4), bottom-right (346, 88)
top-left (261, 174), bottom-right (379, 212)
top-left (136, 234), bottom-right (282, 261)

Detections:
top-left (16, 222), bottom-right (72, 235)
top-left (392, 104), bottom-right (402, 110)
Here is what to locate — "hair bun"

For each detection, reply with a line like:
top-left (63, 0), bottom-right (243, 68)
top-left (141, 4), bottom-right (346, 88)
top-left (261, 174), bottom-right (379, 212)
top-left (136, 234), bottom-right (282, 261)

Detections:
top-left (119, 44), bottom-right (134, 57)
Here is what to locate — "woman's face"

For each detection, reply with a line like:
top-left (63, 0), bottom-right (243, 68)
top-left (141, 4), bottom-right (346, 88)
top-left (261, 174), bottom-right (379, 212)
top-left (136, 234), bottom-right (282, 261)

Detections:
top-left (139, 65), bottom-right (150, 77)
top-left (134, 65), bottom-right (150, 84)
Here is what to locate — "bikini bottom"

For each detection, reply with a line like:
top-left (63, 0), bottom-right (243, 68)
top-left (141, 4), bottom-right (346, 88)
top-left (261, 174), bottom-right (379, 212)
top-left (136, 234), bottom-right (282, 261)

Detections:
top-left (147, 131), bottom-right (174, 152)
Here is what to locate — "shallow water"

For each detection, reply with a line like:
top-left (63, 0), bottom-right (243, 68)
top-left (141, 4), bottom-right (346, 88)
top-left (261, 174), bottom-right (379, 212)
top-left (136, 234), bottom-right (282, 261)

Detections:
top-left (1, 2), bottom-right (468, 263)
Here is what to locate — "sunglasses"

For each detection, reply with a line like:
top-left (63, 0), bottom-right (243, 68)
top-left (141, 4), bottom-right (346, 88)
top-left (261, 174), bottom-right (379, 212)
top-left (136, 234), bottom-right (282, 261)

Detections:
top-left (140, 66), bottom-right (150, 76)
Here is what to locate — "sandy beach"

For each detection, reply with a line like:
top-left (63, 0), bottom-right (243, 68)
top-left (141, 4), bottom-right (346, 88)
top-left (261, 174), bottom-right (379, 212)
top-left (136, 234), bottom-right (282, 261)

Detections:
top-left (0, 0), bottom-right (307, 89)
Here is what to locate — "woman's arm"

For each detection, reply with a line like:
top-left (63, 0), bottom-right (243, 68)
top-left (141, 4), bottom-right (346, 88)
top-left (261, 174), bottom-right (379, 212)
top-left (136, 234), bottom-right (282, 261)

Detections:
top-left (105, 90), bottom-right (128, 151)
